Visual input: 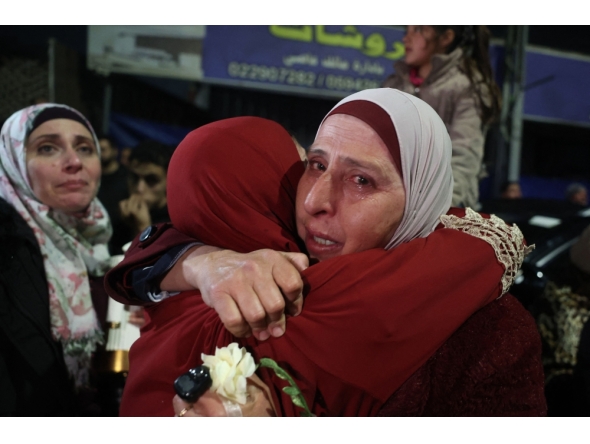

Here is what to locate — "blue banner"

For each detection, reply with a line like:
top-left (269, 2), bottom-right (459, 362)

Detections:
top-left (109, 112), bottom-right (192, 149)
top-left (202, 25), bottom-right (405, 98)
top-left (202, 26), bottom-right (590, 127)
top-left (484, 44), bottom-right (590, 127)
top-left (523, 49), bottom-right (590, 126)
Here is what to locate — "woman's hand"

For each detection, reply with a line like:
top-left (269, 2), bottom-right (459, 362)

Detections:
top-left (172, 391), bottom-right (227, 417)
top-left (172, 374), bottom-right (276, 417)
top-left (194, 249), bottom-right (308, 340)
top-left (161, 247), bottom-right (308, 341)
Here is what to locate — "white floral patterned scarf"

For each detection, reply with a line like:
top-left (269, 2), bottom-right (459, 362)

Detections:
top-left (0, 104), bottom-right (112, 387)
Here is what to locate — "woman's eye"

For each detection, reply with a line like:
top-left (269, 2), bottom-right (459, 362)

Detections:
top-left (352, 176), bottom-right (371, 187)
top-left (78, 145), bottom-right (95, 154)
top-left (309, 160), bottom-right (326, 172)
top-left (353, 176), bottom-right (370, 186)
top-left (38, 144), bottom-right (55, 154)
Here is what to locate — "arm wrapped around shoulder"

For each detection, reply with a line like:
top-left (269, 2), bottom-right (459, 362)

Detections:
top-left (440, 207), bottom-right (534, 296)
top-left (104, 223), bottom-right (198, 305)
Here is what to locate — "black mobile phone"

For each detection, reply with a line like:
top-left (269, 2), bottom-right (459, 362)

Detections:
top-left (173, 365), bottom-right (212, 403)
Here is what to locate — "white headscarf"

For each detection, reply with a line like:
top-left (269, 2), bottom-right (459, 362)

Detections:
top-left (0, 103), bottom-right (112, 386)
top-left (318, 88), bottom-right (454, 249)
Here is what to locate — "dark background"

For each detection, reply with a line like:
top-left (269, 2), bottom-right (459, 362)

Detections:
top-left (2, 25), bottom-right (589, 192)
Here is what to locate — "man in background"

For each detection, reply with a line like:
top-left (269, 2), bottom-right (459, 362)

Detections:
top-left (97, 135), bottom-right (130, 254)
top-left (500, 181), bottom-right (523, 199)
top-left (119, 141), bottom-right (174, 243)
top-left (566, 183), bottom-right (589, 207)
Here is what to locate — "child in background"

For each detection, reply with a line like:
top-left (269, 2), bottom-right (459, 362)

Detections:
top-left (383, 25), bottom-right (502, 209)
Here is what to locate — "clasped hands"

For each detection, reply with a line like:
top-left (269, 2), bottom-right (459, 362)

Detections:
top-left (161, 247), bottom-right (310, 341)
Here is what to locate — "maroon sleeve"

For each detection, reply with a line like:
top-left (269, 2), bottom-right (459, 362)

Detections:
top-left (104, 223), bottom-right (197, 305)
top-left (378, 295), bottom-right (547, 416)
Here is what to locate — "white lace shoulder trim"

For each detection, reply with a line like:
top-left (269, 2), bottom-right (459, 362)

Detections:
top-left (440, 208), bottom-right (535, 296)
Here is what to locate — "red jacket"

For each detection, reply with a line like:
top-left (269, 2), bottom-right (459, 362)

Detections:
top-left (104, 221), bottom-right (547, 416)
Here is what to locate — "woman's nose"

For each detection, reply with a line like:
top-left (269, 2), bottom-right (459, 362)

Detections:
top-left (303, 173), bottom-right (335, 216)
top-left (63, 148), bottom-right (83, 173)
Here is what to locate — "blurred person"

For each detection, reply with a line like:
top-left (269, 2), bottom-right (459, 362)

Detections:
top-left (116, 141), bottom-right (174, 331)
top-left (96, 135), bottom-right (130, 254)
top-left (575, 314), bottom-right (590, 415)
top-left (119, 146), bottom-right (132, 168)
top-left (383, 25), bottom-right (502, 209)
top-left (31, 96), bottom-right (49, 105)
top-left (532, 224), bottom-right (590, 415)
top-left (565, 182), bottom-right (588, 207)
top-left (106, 90), bottom-right (543, 416)
top-left (501, 180), bottom-right (523, 199)
top-left (0, 104), bottom-right (113, 415)
top-left (98, 135), bottom-right (125, 185)
top-left (119, 141), bottom-right (173, 239)
top-left (574, 225), bottom-right (590, 416)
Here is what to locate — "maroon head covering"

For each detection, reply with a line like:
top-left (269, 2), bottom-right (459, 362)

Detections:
top-left (168, 116), bottom-right (305, 254)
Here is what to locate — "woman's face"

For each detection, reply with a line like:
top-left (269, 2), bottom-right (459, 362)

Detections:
top-left (296, 114), bottom-right (405, 262)
top-left (26, 118), bottom-right (101, 214)
top-left (403, 25), bottom-right (444, 68)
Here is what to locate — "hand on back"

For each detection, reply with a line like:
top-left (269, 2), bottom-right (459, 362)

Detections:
top-left (182, 248), bottom-right (308, 340)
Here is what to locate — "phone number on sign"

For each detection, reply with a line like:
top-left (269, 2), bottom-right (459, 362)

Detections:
top-left (227, 62), bottom-right (381, 91)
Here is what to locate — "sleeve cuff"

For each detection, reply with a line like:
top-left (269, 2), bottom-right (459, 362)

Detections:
top-left (131, 242), bottom-right (202, 302)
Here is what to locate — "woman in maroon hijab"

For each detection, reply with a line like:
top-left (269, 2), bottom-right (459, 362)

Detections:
top-left (112, 90), bottom-right (543, 416)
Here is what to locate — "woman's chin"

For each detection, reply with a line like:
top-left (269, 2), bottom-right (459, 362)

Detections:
top-left (52, 198), bottom-right (93, 216)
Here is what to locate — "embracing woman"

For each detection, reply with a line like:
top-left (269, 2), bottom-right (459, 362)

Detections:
top-left (106, 89), bottom-right (545, 416)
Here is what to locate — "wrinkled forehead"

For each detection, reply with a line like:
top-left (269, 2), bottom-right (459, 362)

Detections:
top-left (319, 99), bottom-right (402, 178)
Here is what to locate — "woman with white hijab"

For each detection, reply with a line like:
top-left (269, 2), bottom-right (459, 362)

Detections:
top-left (299, 87), bottom-right (455, 253)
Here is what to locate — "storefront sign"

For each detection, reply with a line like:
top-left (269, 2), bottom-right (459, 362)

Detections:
top-left (202, 26), bottom-right (405, 98)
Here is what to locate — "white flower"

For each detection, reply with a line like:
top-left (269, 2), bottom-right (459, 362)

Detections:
top-left (201, 342), bottom-right (256, 404)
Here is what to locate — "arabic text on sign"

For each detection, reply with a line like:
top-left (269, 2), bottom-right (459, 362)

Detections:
top-left (269, 25), bottom-right (405, 60)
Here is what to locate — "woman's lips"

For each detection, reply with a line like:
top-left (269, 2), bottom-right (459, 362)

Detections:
top-left (59, 180), bottom-right (87, 191)
top-left (304, 228), bottom-right (341, 257)
top-left (312, 236), bottom-right (336, 246)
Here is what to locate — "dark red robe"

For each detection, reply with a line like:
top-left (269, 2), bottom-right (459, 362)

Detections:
top-left (105, 117), bottom-right (545, 416)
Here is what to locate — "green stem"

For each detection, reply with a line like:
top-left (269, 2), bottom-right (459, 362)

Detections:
top-left (258, 358), bottom-right (314, 417)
